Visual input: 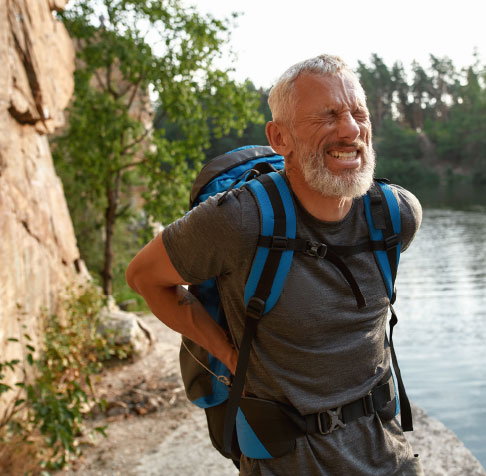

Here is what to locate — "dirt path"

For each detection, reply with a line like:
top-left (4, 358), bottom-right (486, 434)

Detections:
top-left (58, 314), bottom-right (485, 476)
top-left (60, 313), bottom-right (237, 476)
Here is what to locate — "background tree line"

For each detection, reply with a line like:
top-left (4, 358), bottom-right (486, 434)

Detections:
top-left (51, 0), bottom-right (485, 304)
top-left (357, 52), bottom-right (486, 188)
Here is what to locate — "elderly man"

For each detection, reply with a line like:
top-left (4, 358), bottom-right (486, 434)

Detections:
top-left (126, 54), bottom-right (423, 475)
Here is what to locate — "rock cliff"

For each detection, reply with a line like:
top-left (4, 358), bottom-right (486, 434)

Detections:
top-left (0, 0), bottom-right (82, 390)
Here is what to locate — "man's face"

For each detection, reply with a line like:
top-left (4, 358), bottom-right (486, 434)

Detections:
top-left (288, 72), bottom-right (375, 198)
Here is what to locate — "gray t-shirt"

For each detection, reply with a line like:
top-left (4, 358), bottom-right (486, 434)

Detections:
top-left (163, 176), bottom-right (422, 476)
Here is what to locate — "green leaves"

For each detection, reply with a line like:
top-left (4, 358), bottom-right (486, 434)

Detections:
top-left (53, 0), bottom-right (262, 295)
top-left (0, 285), bottom-right (131, 471)
top-left (357, 54), bottom-right (486, 192)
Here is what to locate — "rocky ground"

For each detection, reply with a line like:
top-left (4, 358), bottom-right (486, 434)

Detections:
top-left (58, 314), bottom-right (486, 476)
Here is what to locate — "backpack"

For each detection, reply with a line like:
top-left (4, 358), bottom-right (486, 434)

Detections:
top-left (179, 145), bottom-right (412, 466)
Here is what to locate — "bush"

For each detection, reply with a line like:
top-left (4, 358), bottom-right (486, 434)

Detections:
top-left (0, 284), bottom-right (132, 474)
top-left (375, 158), bottom-right (440, 191)
top-left (374, 120), bottom-right (423, 163)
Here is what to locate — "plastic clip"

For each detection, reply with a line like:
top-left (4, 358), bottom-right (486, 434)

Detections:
top-left (305, 241), bottom-right (327, 258)
top-left (317, 407), bottom-right (346, 435)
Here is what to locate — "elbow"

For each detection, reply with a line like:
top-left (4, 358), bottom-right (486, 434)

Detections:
top-left (125, 258), bottom-right (141, 294)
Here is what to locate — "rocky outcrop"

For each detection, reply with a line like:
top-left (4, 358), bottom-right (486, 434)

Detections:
top-left (407, 404), bottom-right (486, 476)
top-left (0, 0), bottom-right (82, 397)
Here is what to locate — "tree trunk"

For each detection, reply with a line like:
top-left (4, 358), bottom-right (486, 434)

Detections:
top-left (102, 172), bottom-right (122, 295)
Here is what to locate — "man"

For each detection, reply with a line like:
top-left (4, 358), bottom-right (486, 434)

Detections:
top-left (126, 54), bottom-right (423, 475)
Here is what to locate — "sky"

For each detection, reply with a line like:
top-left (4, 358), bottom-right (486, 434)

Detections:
top-left (187, 0), bottom-right (485, 89)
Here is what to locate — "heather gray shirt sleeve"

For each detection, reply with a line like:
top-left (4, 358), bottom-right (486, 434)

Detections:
top-left (162, 189), bottom-right (259, 284)
top-left (393, 185), bottom-right (422, 252)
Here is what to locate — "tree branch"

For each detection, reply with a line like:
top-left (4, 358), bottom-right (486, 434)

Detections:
top-left (93, 69), bottom-right (106, 91)
top-left (106, 62), bottom-right (119, 98)
top-left (115, 203), bottom-right (132, 219)
top-left (121, 126), bottom-right (153, 155)
top-left (115, 158), bottom-right (148, 173)
top-left (126, 76), bottom-right (144, 111)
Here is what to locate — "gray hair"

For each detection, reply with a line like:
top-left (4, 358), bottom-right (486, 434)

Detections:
top-left (268, 54), bottom-right (358, 126)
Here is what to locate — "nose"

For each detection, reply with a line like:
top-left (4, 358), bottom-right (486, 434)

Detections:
top-left (337, 112), bottom-right (360, 142)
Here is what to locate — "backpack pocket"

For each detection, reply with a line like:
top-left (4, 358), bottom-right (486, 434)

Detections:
top-left (236, 396), bottom-right (305, 459)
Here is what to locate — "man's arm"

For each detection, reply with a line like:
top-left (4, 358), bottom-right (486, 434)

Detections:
top-left (125, 233), bottom-right (237, 374)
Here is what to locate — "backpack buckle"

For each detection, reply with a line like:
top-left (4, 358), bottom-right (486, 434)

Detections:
top-left (246, 297), bottom-right (265, 320)
top-left (305, 241), bottom-right (327, 258)
top-left (384, 234), bottom-right (400, 250)
top-left (270, 236), bottom-right (288, 250)
top-left (317, 407), bottom-right (346, 435)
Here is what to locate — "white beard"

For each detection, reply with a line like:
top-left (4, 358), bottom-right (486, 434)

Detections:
top-left (298, 143), bottom-right (376, 198)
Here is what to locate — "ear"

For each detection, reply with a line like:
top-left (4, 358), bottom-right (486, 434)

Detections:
top-left (265, 121), bottom-right (293, 157)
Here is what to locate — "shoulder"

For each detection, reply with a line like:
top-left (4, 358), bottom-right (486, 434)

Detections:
top-left (162, 187), bottom-right (260, 282)
top-left (388, 184), bottom-right (422, 251)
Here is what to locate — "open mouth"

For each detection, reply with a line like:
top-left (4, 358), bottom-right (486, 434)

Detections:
top-left (327, 150), bottom-right (359, 161)
top-left (327, 149), bottom-right (361, 162)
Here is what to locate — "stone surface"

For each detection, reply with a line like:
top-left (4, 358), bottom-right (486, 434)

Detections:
top-left (407, 404), bottom-right (486, 476)
top-left (0, 0), bottom-right (82, 408)
top-left (99, 299), bottom-right (152, 356)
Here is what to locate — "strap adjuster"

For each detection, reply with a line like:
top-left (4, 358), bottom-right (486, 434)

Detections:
top-left (305, 241), bottom-right (327, 258)
top-left (362, 392), bottom-right (375, 416)
top-left (317, 407), bottom-right (346, 435)
top-left (384, 234), bottom-right (400, 250)
top-left (246, 297), bottom-right (265, 320)
top-left (270, 236), bottom-right (288, 250)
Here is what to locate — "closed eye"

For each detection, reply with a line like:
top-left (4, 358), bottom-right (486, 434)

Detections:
top-left (352, 108), bottom-right (368, 120)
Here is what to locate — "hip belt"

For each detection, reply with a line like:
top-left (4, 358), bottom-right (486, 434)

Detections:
top-left (235, 373), bottom-right (397, 459)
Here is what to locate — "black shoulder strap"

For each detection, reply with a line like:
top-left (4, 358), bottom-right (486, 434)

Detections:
top-left (364, 180), bottom-right (413, 432)
top-left (222, 172), bottom-right (296, 455)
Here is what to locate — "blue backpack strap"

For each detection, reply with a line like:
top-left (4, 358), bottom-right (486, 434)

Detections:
top-left (363, 180), bottom-right (413, 432)
top-left (363, 180), bottom-right (401, 301)
top-left (223, 172), bottom-right (296, 457)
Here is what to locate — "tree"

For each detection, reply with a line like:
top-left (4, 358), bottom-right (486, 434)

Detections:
top-left (410, 61), bottom-right (432, 130)
top-left (53, 0), bottom-right (262, 295)
top-left (357, 54), bottom-right (394, 132)
top-left (204, 85), bottom-right (272, 158)
top-left (391, 61), bottom-right (413, 127)
top-left (428, 55), bottom-right (458, 122)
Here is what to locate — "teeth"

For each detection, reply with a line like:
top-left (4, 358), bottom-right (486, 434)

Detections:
top-left (328, 150), bottom-right (358, 160)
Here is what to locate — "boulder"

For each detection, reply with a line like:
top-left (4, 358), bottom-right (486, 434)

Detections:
top-left (98, 298), bottom-right (152, 357)
top-left (407, 404), bottom-right (486, 476)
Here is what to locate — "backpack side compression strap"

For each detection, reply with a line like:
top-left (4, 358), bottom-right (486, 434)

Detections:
top-left (222, 172), bottom-right (296, 456)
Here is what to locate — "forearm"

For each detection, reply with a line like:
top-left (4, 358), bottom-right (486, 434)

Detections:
top-left (136, 282), bottom-right (237, 374)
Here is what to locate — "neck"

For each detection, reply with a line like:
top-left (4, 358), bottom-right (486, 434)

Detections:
top-left (285, 168), bottom-right (353, 222)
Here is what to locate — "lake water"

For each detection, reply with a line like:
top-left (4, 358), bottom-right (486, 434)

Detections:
top-left (392, 207), bottom-right (486, 467)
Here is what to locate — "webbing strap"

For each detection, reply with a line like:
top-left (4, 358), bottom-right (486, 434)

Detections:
top-left (223, 173), bottom-right (296, 455)
top-left (389, 305), bottom-right (413, 431)
top-left (257, 236), bottom-right (376, 309)
top-left (257, 235), bottom-right (402, 256)
top-left (324, 250), bottom-right (366, 309)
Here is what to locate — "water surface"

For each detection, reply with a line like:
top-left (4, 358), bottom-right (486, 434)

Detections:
top-left (393, 208), bottom-right (486, 466)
